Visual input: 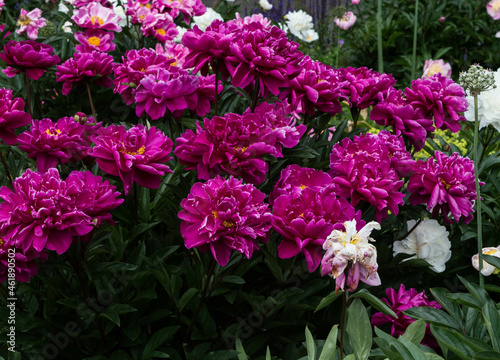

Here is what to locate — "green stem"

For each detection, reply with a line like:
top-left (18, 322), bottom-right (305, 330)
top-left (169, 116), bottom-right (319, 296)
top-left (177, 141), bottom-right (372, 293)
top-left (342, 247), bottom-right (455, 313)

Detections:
top-left (376, 0), bottom-right (383, 73)
top-left (474, 95), bottom-right (484, 288)
top-left (86, 83), bottom-right (96, 121)
top-left (411, 0), bottom-right (419, 80)
top-left (339, 290), bottom-right (348, 360)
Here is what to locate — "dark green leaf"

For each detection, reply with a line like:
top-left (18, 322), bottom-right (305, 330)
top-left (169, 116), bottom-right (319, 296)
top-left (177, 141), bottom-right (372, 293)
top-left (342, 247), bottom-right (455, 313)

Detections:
top-left (482, 303), bottom-right (500, 351)
top-left (346, 298), bottom-right (372, 360)
top-left (178, 288), bottom-right (199, 311)
top-left (401, 319), bottom-right (426, 346)
top-left (473, 351), bottom-right (500, 360)
top-left (315, 290), bottom-right (342, 312)
top-left (318, 324), bottom-right (338, 360)
top-left (305, 325), bottom-right (316, 360)
top-left (404, 307), bottom-right (462, 331)
top-left (351, 289), bottom-right (398, 318)
top-left (142, 326), bottom-right (180, 360)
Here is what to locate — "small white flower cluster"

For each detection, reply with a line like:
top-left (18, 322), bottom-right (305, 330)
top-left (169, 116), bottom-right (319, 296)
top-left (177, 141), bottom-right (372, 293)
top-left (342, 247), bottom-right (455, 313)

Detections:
top-left (393, 219), bottom-right (451, 273)
top-left (284, 10), bottom-right (318, 43)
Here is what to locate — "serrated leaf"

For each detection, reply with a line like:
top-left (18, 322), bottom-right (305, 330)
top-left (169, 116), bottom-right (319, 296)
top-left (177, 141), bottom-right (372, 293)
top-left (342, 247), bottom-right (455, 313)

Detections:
top-left (346, 298), bottom-right (372, 360)
top-left (319, 324), bottom-right (338, 360)
top-left (305, 325), bottom-right (316, 360)
top-left (351, 289), bottom-right (397, 318)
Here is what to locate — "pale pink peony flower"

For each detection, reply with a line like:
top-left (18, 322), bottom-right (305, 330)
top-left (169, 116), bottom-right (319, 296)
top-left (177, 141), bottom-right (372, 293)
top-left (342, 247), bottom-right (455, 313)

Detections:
top-left (352, 0), bottom-right (360, 4)
top-left (487, 0), bottom-right (500, 20)
top-left (423, 59), bottom-right (452, 79)
top-left (334, 11), bottom-right (356, 30)
top-left (72, 2), bottom-right (123, 32)
top-left (16, 8), bottom-right (46, 40)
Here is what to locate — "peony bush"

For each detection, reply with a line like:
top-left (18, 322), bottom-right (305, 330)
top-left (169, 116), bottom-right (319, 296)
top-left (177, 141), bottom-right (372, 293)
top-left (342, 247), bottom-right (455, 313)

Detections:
top-left (0, 0), bottom-right (500, 359)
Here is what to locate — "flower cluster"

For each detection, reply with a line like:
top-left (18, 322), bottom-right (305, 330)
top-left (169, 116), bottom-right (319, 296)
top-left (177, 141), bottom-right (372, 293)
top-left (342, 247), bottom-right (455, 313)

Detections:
top-left (321, 219), bottom-right (381, 292)
top-left (179, 176), bottom-right (272, 266)
top-left (175, 101), bottom-right (306, 185)
top-left (0, 40), bottom-right (60, 80)
top-left (0, 88), bottom-right (32, 145)
top-left (17, 117), bottom-right (92, 172)
top-left (393, 219), bottom-right (451, 273)
top-left (90, 124), bottom-right (173, 195)
top-left (0, 168), bottom-right (122, 258)
top-left (329, 131), bottom-right (410, 221)
top-left (271, 165), bottom-right (363, 272)
top-left (371, 284), bottom-right (441, 348)
top-left (408, 151), bottom-right (479, 224)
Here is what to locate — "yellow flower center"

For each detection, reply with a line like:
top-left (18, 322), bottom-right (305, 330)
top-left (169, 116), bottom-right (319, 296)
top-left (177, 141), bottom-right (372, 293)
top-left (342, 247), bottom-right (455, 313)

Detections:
top-left (299, 184), bottom-right (307, 190)
top-left (18, 15), bottom-right (31, 26)
top-left (492, 0), bottom-right (500, 13)
top-left (440, 178), bottom-right (451, 190)
top-left (0, 238), bottom-right (5, 247)
top-left (235, 146), bottom-right (248, 153)
top-left (223, 220), bottom-right (235, 228)
top-left (425, 63), bottom-right (444, 78)
top-left (140, 2), bottom-right (152, 8)
top-left (90, 16), bottom-right (104, 26)
top-left (485, 249), bottom-right (498, 255)
top-left (156, 29), bottom-right (166, 36)
top-left (88, 36), bottom-right (101, 46)
top-left (140, 67), bottom-right (147, 72)
top-left (46, 128), bottom-right (62, 137)
top-left (211, 210), bottom-right (218, 219)
top-left (121, 145), bottom-right (146, 156)
top-left (139, 15), bottom-right (146, 20)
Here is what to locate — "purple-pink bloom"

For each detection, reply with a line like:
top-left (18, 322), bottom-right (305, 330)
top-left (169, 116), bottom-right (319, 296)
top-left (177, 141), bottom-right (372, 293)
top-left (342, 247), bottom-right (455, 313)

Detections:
top-left (113, 47), bottom-right (175, 105)
top-left (371, 284), bottom-right (441, 348)
top-left (56, 51), bottom-right (114, 95)
top-left (156, 42), bottom-right (190, 69)
top-left (140, 11), bottom-right (178, 42)
top-left (179, 176), bottom-right (271, 266)
top-left (487, 0), bottom-right (500, 20)
top-left (0, 169), bottom-right (94, 255)
top-left (73, 0), bottom-right (113, 8)
top-left (71, 2), bottom-right (123, 32)
top-left (17, 117), bottom-right (90, 172)
top-left (175, 112), bottom-right (278, 185)
top-left (336, 67), bottom-right (396, 109)
top-left (408, 151), bottom-right (479, 224)
top-left (423, 59), bottom-right (452, 79)
top-left (371, 87), bottom-right (434, 151)
top-left (0, 40), bottom-right (60, 80)
top-left (282, 57), bottom-right (348, 115)
top-left (0, 240), bottom-right (48, 283)
top-left (90, 124), bottom-right (173, 195)
top-left (329, 131), bottom-right (407, 221)
top-left (16, 8), bottom-right (46, 40)
top-left (134, 67), bottom-right (200, 120)
top-left (272, 172), bottom-right (364, 273)
top-left (75, 28), bottom-right (116, 52)
top-left (334, 11), bottom-right (356, 30)
top-left (226, 22), bottom-right (304, 97)
top-left (404, 73), bottom-right (468, 132)
top-left (0, 88), bottom-right (32, 145)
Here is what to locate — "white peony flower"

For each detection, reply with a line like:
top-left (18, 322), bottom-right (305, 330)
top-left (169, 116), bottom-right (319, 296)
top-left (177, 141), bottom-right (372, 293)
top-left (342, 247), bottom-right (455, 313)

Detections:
top-left (192, 8), bottom-right (223, 31)
top-left (393, 219), bottom-right (451, 273)
top-left (58, 1), bottom-right (70, 14)
top-left (464, 68), bottom-right (500, 133)
top-left (62, 20), bottom-right (73, 33)
top-left (472, 246), bottom-right (500, 276)
top-left (284, 10), bottom-right (316, 42)
top-left (174, 26), bottom-right (188, 43)
top-left (302, 29), bottom-right (319, 42)
top-left (259, 0), bottom-right (273, 10)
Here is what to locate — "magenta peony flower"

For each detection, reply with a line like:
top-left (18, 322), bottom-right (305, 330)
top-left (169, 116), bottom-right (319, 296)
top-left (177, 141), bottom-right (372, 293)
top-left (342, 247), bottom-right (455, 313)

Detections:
top-left (90, 124), bottom-right (173, 195)
top-left (156, 42), bottom-right (190, 69)
top-left (0, 240), bottom-right (48, 283)
top-left (113, 47), bottom-right (175, 105)
top-left (0, 169), bottom-right (94, 255)
top-left (175, 112), bottom-right (277, 185)
top-left (16, 8), bottom-right (46, 40)
top-left (0, 40), bottom-right (60, 80)
top-left (226, 22), bottom-right (304, 97)
top-left (272, 179), bottom-right (363, 273)
top-left (17, 117), bottom-right (90, 172)
top-left (334, 11), bottom-right (356, 30)
top-left (73, 0), bottom-right (112, 8)
top-left (336, 67), bottom-right (396, 109)
top-left (329, 131), bottom-right (407, 221)
top-left (163, 0), bottom-right (205, 24)
top-left (0, 88), bottom-right (32, 145)
top-left (245, 101), bottom-right (306, 156)
top-left (75, 28), bottom-right (116, 52)
top-left (371, 87), bottom-right (434, 151)
top-left (371, 284), bottom-right (441, 348)
top-left (140, 12), bottom-right (178, 42)
top-left (283, 57), bottom-right (348, 115)
top-left (65, 170), bottom-right (124, 227)
top-left (408, 151), bottom-right (479, 224)
top-left (134, 67), bottom-right (200, 120)
top-left (56, 51), bottom-right (114, 95)
top-left (404, 73), bottom-right (468, 132)
top-left (71, 2), bottom-right (123, 32)
top-left (179, 176), bottom-right (271, 266)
